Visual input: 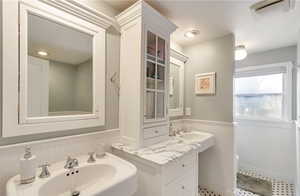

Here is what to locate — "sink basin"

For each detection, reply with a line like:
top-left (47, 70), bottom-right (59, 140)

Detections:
top-left (176, 131), bottom-right (215, 152)
top-left (178, 132), bottom-right (212, 143)
top-left (6, 153), bottom-right (137, 196)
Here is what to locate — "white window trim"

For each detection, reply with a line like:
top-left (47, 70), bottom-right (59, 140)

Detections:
top-left (234, 61), bottom-right (293, 122)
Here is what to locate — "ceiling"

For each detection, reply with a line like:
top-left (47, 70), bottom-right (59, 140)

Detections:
top-left (104, 0), bottom-right (300, 54)
top-left (28, 13), bottom-right (92, 65)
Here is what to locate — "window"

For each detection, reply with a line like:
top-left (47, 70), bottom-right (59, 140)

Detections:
top-left (234, 63), bottom-right (292, 121)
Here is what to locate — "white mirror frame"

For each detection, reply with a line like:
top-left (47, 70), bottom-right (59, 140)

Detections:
top-left (2, 0), bottom-right (115, 137)
top-left (169, 49), bottom-right (188, 117)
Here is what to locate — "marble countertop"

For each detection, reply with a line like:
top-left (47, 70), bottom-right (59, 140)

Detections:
top-left (112, 131), bottom-right (215, 165)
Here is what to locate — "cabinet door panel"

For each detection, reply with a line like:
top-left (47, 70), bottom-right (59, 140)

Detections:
top-left (164, 180), bottom-right (183, 196)
top-left (157, 65), bottom-right (165, 90)
top-left (157, 36), bottom-right (165, 64)
top-left (144, 30), bottom-right (168, 122)
top-left (156, 92), bottom-right (165, 119)
top-left (146, 61), bottom-right (156, 89)
top-left (145, 91), bottom-right (155, 120)
top-left (147, 31), bottom-right (157, 59)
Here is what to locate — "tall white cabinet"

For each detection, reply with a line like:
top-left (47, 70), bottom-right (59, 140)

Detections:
top-left (117, 1), bottom-right (177, 148)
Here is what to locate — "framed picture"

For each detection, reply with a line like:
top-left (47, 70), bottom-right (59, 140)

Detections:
top-left (195, 72), bottom-right (216, 95)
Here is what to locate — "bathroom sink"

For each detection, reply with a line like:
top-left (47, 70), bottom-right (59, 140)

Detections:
top-left (177, 131), bottom-right (215, 152)
top-left (176, 131), bottom-right (215, 147)
top-left (6, 153), bottom-right (137, 196)
top-left (178, 132), bottom-right (212, 143)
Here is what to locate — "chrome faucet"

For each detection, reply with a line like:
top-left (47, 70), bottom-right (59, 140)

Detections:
top-left (64, 156), bottom-right (79, 170)
top-left (87, 152), bottom-right (96, 163)
top-left (169, 122), bottom-right (176, 136)
top-left (39, 163), bottom-right (51, 178)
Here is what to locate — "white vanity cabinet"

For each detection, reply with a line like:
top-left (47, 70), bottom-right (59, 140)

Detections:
top-left (113, 149), bottom-right (198, 196)
top-left (117, 1), bottom-right (177, 148)
top-left (163, 152), bottom-right (198, 196)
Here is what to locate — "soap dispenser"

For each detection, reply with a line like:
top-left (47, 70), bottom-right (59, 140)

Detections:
top-left (20, 146), bottom-right (36, 184)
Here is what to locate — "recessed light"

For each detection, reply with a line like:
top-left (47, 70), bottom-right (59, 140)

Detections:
top-left (235, 45), bottom-right (247, 61)
top-left (184, 29), bottom-right (200, 38)
top-left (37, 51), bottom-right (48, 56)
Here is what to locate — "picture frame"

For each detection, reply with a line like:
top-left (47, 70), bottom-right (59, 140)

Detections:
top-left (195, 72), bottom-right (216, 95)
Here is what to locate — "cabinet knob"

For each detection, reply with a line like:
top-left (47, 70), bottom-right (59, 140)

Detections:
top-left (155, 130), bottom-right (159, 134)
top-left (182, 164), bottom-right (185, 167)
top-left (182, 186), bottom-right (185, 189)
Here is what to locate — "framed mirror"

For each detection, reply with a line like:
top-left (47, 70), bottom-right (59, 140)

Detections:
top-left (168, 49), bottom-right (188, 117)
top-left (2, 0), bottom-right (111, 137)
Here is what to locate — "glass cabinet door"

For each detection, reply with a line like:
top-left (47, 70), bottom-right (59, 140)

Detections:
top-left (145, 30), bottom-right (166, 121)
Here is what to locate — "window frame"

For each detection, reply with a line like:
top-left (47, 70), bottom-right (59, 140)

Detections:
top-left (234, 62), bottom-right (293, 122)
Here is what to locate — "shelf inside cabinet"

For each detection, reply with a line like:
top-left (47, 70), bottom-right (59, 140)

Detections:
top-left (147, 77), bottom-right (164, 82)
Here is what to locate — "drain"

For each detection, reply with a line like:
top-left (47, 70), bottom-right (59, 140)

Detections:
top-left (71, 190), bottom-right (80, 196)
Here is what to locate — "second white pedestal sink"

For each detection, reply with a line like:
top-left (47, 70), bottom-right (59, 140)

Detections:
top-left (6, 153), bottom-right (137, 196)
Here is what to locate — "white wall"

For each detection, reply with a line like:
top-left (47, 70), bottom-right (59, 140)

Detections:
top-left (28, 56), bottom-right (49, 117)
top-left (236, 120), bottom-right (296, 183)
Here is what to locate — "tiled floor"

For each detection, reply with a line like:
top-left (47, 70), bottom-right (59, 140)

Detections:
top-left (199, 170), bottom-right (295, 196)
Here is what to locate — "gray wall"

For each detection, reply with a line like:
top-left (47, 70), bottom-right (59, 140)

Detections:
top-left (183, 34), bottom-right (235, 122)
top-left (49, 60), bottom-right (77, 112)
top-left (235, 45), bottom-right (297, 120)
top-left (0, 1), bottom-right (120, 145)
top-left (49, 59), bottom-right (93, 113)
top-left (236, 45), bottom-right (297, 68)
top-left (75, 59), bottom-right (93, 112)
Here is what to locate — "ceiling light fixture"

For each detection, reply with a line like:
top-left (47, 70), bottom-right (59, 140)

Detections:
top-left (37, 51), bottom-right (48, 57)
top-left (235, 45), bottom-right (247, 61)
top-left (184, 29), bottom-right (200, 38)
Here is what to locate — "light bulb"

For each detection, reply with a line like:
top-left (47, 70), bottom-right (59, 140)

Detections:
top-left (37, 51), bottom-right (48, 56)
top-left (235, 45), bottom-right (247, 61)
top-left (184, 29), bottom-right (200, 39)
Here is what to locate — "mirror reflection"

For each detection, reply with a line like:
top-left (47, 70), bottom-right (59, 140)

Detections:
top-left (169, 63), bottom-right (180, 109)
top-left (27, 13), bottom-right (93, 117)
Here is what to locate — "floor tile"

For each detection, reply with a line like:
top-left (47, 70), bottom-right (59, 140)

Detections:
top-left (198, 170), bottom-right (294, 196)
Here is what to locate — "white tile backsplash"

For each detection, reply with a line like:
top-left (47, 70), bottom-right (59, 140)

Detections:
top-left (0, 129), bottom-right (120, 196)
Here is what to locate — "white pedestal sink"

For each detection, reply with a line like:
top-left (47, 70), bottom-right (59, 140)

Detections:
top-left (6, 153), bottom-right (137, 196)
